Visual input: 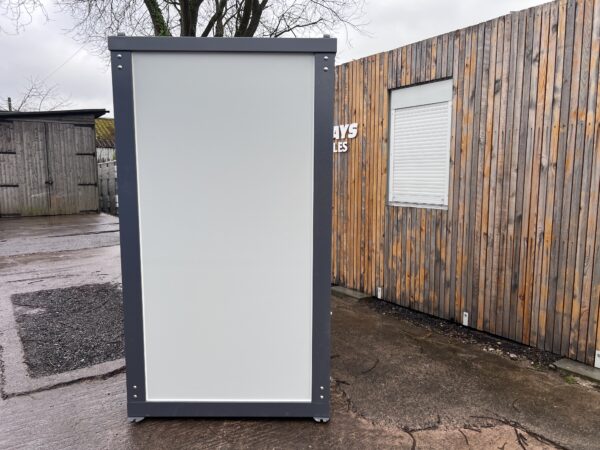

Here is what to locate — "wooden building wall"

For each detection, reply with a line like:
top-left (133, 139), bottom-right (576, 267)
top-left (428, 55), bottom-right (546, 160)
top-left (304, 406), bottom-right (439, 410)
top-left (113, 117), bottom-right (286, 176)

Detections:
top-left (332, 0), bottom-right (600, 365)
top-left (0, 115), bottom-right (100, 217)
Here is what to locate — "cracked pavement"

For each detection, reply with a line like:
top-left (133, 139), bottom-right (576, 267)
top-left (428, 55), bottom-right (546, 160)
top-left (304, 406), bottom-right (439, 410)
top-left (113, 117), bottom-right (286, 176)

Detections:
top-left (1, 215), bottom-right (599, 449)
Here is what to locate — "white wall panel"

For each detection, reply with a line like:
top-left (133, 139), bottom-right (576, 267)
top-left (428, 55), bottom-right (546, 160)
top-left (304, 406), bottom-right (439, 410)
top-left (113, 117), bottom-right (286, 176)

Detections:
top-left (132, 52), bottom-right (315, 402)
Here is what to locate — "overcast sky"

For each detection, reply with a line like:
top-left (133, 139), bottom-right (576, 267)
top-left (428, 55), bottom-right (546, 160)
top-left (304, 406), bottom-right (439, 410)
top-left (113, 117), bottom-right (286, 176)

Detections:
top-left (0, 0), bottom-right (548, 116)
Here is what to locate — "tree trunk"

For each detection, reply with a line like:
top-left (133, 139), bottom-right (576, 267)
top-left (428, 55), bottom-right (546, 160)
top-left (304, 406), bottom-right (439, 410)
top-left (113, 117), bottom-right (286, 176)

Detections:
top-left (144, 0), bottom-right (171, 36)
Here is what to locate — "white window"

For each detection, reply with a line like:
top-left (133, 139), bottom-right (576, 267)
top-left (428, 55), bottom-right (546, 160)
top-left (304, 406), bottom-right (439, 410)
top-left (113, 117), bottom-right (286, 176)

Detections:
top-left (388, 79), bottom-right (452, 209)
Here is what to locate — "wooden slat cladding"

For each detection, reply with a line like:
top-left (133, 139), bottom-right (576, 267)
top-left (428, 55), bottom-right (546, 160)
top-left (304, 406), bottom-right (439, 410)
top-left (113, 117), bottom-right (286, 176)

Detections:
top-left (332, 0), bottom-right (600, 365)
top-left (0, 116), bottom-right (100, 217)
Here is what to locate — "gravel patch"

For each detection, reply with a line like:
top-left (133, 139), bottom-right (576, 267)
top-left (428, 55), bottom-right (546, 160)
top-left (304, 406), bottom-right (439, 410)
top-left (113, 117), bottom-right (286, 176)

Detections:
top-left (11, 283), bottom-right (124, 378)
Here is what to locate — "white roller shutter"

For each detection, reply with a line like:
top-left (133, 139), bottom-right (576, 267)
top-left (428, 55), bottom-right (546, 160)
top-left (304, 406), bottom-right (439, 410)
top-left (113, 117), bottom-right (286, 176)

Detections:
top-left (389, 80), bottom-right (452, 209)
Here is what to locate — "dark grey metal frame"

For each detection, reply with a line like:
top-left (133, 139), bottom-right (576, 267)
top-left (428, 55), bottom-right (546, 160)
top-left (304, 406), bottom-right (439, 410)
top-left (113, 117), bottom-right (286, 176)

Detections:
top-left (109, 36), bottom-right (336, 420)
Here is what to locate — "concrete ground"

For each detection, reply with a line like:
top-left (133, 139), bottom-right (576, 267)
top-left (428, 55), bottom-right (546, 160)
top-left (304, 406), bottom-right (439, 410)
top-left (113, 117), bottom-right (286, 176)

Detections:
top-left (1, 215), bottom-right (599, 449)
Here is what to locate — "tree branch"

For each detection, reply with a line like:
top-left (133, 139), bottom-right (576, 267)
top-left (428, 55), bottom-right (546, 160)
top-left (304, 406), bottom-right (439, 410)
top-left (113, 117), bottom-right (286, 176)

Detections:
top-left (143, 0), bottom-right (171, 35)
top-left (4, 0), bottom-right (365, 52)
top-left (234, 0), bottom-right (252, 36)
top-left (242, 0), bottom-right (266, 36)
top-left (200, 0), bottom-right (226, 36)
top-left (0, 76), bottom-right (70, 112)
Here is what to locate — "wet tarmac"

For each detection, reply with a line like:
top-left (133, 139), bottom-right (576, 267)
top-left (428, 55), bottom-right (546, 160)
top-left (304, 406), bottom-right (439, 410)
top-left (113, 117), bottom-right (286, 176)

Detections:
top-left (1, 214), bottom-right (599, 449)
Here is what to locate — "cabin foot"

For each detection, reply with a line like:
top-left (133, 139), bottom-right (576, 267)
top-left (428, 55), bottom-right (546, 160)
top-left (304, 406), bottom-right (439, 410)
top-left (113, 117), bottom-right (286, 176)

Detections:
top-left (128, 417), bottom-right (145, 424)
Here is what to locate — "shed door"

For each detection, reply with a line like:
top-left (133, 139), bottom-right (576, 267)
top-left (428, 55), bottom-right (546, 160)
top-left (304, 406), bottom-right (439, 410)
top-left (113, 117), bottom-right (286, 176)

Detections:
top-left (46, 122), bottom-right (80, 215)
top-left (73, 125), bottom-right (100, 213)
top-left (0, 122), bottom-right (22, 216)
top-left (10, 121), bottom-right (50, 216)
top-left (45, 122), bottom-right (99, 215)
top-left (1, 121), bottom-right (99, 217)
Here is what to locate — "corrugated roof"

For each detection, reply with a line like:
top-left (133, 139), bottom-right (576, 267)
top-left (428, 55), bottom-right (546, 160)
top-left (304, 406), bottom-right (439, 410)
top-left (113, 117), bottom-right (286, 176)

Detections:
top-left (95, 118), bottom-right (115, 148)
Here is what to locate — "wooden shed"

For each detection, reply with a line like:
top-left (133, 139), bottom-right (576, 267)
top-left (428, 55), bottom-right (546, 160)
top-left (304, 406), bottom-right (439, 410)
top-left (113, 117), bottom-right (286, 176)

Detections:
top-left (0, 109), bottom-right (106, 217)
top-left (332, 0), bottom-right (600, 367)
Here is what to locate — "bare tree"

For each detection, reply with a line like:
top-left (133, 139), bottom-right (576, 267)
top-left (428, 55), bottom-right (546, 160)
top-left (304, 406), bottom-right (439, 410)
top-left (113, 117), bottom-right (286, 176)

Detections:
top-left (1, 0), bottom-right (364, 51)
top-left (0, 76), bottom-right (71, 111)
top-left (0, 0), bottom-right (47, 33)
